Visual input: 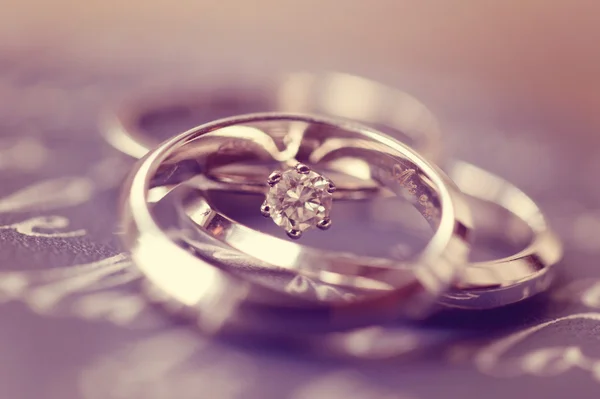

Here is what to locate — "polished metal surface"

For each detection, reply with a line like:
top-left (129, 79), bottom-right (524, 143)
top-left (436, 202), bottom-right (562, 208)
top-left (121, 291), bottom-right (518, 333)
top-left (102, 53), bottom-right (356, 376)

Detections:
top-left (119, 113), bottom-right (472, 335)
top-left (103, 72), bottom-right (443, 163)
top-left (439, 161), bottom-right (563, 308)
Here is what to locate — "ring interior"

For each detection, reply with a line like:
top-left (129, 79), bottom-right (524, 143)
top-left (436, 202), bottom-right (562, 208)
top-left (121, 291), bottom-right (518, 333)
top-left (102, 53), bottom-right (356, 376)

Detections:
top-left (124, 113), bottom-right (471, 334)
top-left (147, 120), bottom-right (448, 302)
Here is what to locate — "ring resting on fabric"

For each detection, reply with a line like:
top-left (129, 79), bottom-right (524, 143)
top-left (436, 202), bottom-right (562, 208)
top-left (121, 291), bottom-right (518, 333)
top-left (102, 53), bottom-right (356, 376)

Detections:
top-left (120, 112), bottom-right (472, 335)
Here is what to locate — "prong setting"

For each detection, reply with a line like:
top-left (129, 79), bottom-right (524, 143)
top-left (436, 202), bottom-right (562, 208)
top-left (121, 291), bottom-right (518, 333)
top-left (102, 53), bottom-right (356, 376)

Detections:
top-left (327, 181), bottom-right (336, 194)
top-left (287, 229), bottom-right (302, 239)
top-left (317, 218), bottom-right (332, 230)
top-left (260, 203), bottom-right (271, 217)
top-left (295, 163), bottom-right (310, 174)
top-left (267, 171), bottom-right (282, 187)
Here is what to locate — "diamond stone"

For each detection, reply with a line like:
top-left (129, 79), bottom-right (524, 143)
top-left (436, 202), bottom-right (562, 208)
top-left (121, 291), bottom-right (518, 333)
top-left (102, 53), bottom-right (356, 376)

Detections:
top-left (264, 167), bottom-right (333, 234)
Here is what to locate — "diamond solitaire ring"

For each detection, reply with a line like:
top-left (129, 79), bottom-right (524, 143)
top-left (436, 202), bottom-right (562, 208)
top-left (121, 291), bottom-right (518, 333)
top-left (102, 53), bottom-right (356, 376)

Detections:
top-left (119, 112), bottom-right (473, 333)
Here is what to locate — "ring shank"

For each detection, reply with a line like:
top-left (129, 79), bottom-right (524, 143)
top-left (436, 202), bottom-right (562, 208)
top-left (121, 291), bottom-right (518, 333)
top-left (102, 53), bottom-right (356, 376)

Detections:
top-left (104, 72), bottom-right (443, 163)
top-left (121, 113), bottom-right (471, 334)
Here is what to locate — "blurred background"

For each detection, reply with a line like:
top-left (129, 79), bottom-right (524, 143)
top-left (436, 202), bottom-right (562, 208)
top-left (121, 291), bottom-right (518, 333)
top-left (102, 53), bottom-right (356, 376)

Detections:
top-left (2, 0), bottom-right (599, 130)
